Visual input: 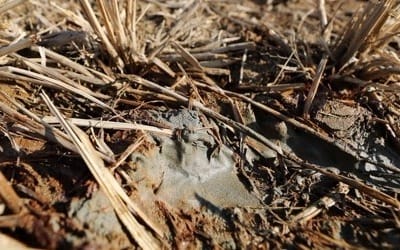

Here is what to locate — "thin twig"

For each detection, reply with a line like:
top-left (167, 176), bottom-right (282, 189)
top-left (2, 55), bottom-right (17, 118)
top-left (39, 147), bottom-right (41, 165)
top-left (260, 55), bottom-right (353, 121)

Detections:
top-left (303, 55), bottom-right (328, 117)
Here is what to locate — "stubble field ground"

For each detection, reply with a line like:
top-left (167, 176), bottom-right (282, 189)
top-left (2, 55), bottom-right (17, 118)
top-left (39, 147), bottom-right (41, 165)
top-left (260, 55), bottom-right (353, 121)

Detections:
top-left (0, 0), bottom-right (400, 249)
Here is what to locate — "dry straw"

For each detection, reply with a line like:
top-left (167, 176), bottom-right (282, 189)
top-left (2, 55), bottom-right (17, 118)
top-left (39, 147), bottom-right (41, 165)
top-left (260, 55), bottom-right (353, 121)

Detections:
top-left (333, 0), bottom-right (396, 70)
top-left (41, 91), bottom-right (163, 249)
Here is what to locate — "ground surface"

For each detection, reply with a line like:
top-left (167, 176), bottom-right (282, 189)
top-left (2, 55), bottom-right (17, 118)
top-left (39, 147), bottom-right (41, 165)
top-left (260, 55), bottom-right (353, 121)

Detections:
top-left (0, 0), bottom-right (400, 249)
